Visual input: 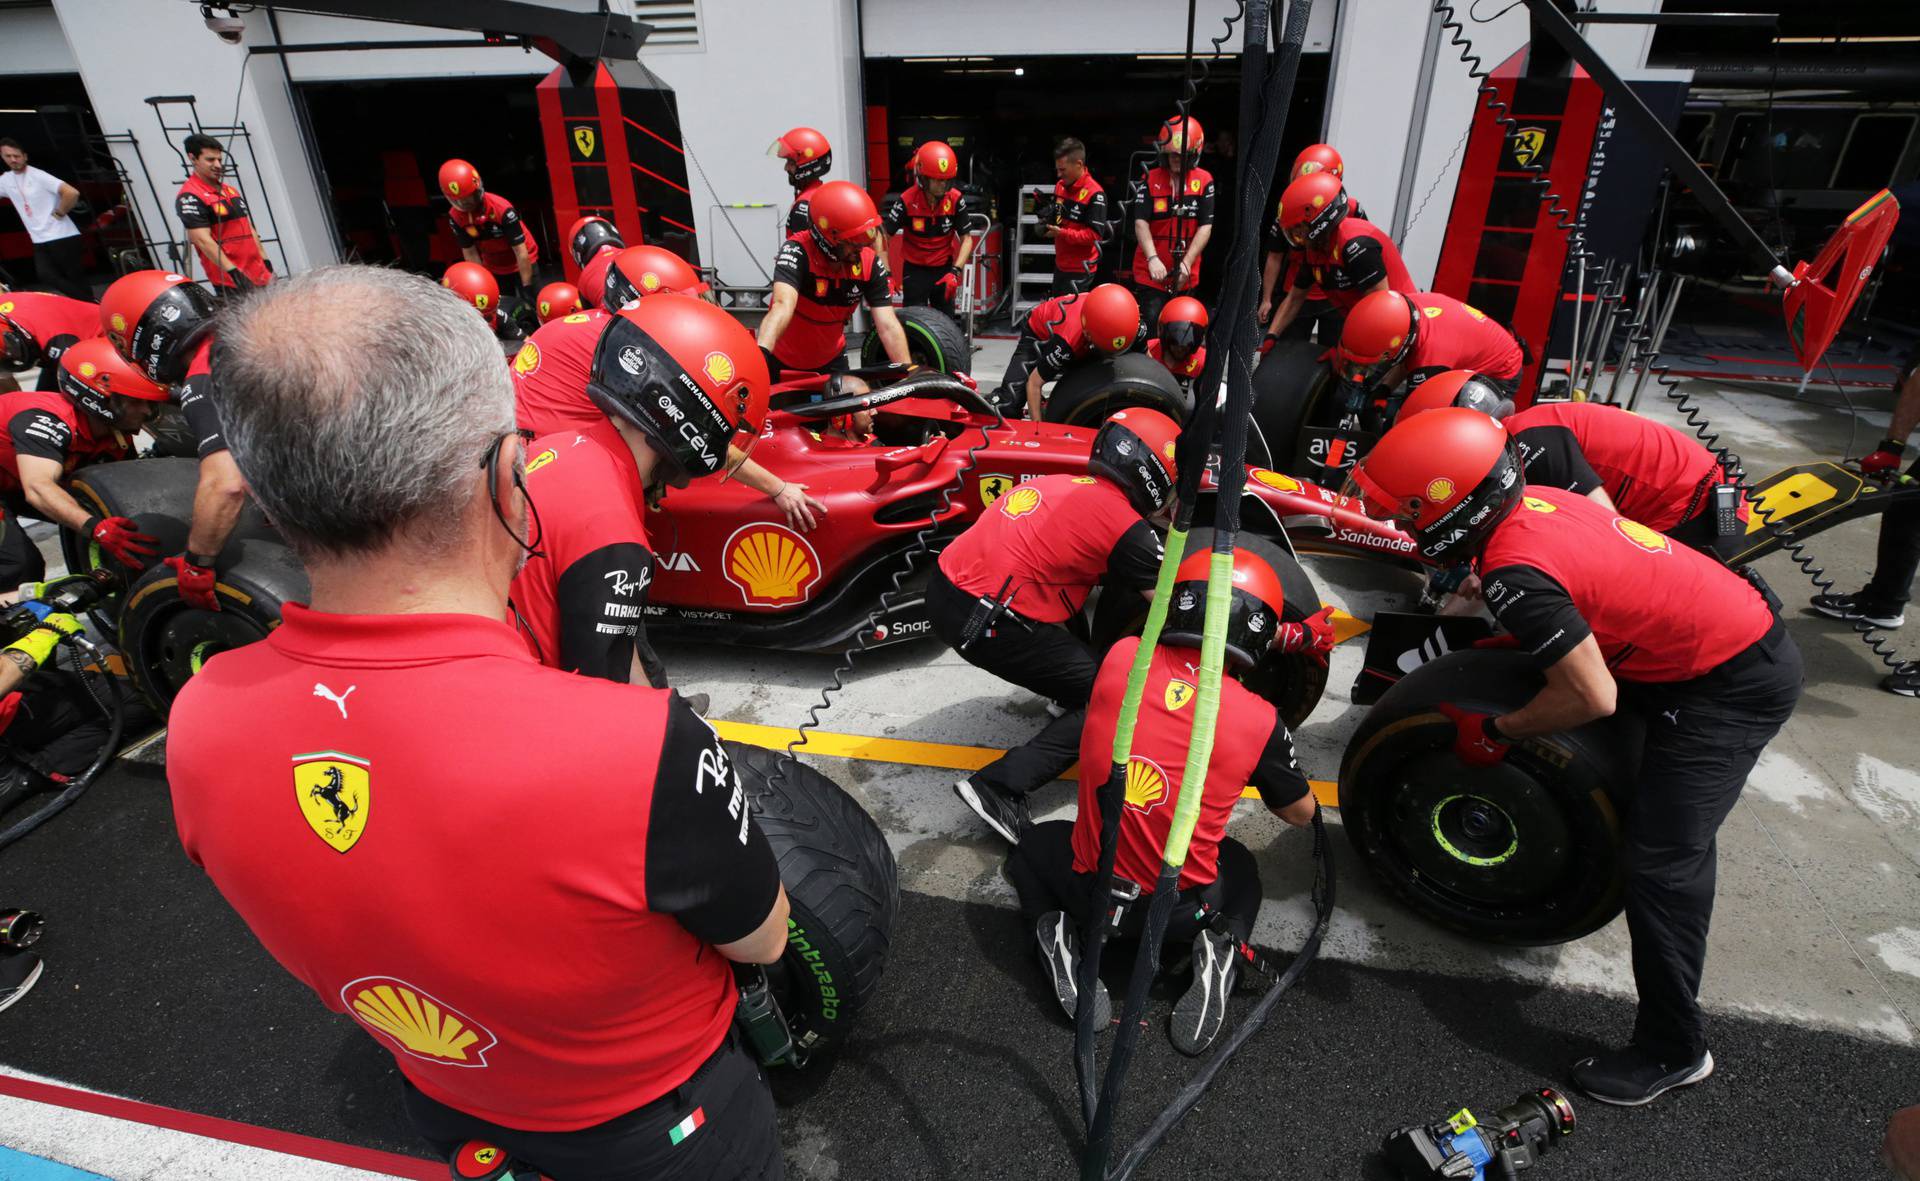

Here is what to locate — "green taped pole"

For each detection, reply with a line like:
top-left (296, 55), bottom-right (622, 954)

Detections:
top-left (1110, 526), bottom-right (1191, 764)
top-left (1161, 549), bottom-right (1235, 868)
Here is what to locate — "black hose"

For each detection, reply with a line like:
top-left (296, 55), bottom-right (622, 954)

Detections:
top-left (0, 639), bottom-right (127, 852)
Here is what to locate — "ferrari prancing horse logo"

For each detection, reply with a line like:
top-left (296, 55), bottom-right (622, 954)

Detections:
top-left (293, 751), bottom-right (370, 854)
top-left (1512, 127), bottom-right (1547, 168)
top-left (978, 473), bottom-right (1015, 507)
top-left (573, 127), bottom-right (597, 158)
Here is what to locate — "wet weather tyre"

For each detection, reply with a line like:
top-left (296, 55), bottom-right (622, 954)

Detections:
top-left (1338, 649), bottom-right (1639, 946)
top-left (1250, 340), bottom-right (1334, 473)
top-left (862, 304), bottom-right (968, 374)
top-left (117, 539), bottom-right (308, 715)
top-left (724, 741), bottom-right (899, 1061)
top-left (1043, 352), bottom-right (1192, 427)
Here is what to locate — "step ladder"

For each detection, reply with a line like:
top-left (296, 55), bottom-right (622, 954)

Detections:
top-left (141, 95), bottom-right (290, 280)
top-left (1009, 183), bottom-right (1055, 320)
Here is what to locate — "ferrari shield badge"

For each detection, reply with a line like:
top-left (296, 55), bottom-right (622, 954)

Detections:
top-left (293, 751), bottom-right (370, 853)
top-left (1164, 679), bottom-right (1195, 711)
top-left (573, 126), bottom-right (597, 158)
top-left (1511, 127), bottom-right (1547, 168)
top-left (978, 473), bottom-right (1015, 507)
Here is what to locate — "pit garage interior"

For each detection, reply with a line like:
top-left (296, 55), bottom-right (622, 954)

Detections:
top-left (1, 1), bottom-right (1919, 1179)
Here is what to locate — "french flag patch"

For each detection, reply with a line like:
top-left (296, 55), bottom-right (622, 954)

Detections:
top-left (669, 1107), bottom-right (706, 1146)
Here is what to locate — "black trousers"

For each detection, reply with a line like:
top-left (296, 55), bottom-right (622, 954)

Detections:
top-left (1617, 618), bottom-right (1802, 1061)
top-left (1276, 300), bottom-right (1341, 346)
top-left (1007, 819), bottom-right (1263, 944)
top-left (402, 1034), bottom-right (784, 1181)
top-left (1051, 267), bottom-right (1097, 297)
top-left (0, 513), bottom-right (46, 589)
top-left (3, 669), bottom-right (116, 778)
top-left (927, 568), bottom-right (1096, 797)
top-left (902, 261), bottom-right (956, 314)
top-left (1861, 455), bottom-right (1920, 610)
top-left (996, 334), bottom-right (1042, 417)
top-left (32, 237), bottom-right (91, 302)
top-left (1130, 282), bottom-right (1171, 340)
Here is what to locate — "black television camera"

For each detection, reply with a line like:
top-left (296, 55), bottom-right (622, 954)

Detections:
top-left (1383, 1089), bottom-right (1575, 1180)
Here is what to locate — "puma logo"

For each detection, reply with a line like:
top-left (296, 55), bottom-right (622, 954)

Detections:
top-left (313, 683), bottom-right (356, 719)
top-left (1662, 708), bottom-right (1680, 724)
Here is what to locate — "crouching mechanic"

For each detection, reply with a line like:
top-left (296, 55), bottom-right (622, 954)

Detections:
top-left (439, 159), bottom-right (538, 305)
top-left (0, 338), bottom-right (164, 586)
top-left (0, 582), bottom-right (113, 799)
top-left (1146, 296), bottom-right (1208, 388)
top-left (566, 215), bottom-right (625, 310)
top-left (881, 140), bottom-right (975, 315)
top-left (1269, 170), bottom-right (1413, 343)
top-left (1007, 547), bottom-right (1325, 1053)
top-left (1339, 289), bottom-right (1522, 403)
top-left (933, 409), bottom-right (1178, 842)
top-left (757, 181), bottom-right (910, 376)
top-left (167, 266), bottom-right (791, 1179)
top-left (1351, 409), bottom-right (1802, 1106)
top-left (998, 283), bottom-right (1145, 421)
top-left (0, 289), bottom-right (97, 394)
top-left (509, 294), bottom-right (769, 699)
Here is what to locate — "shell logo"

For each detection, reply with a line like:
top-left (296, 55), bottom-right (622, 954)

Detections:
top-left (563, 312), bottom-right (593, 324)
top-left (640, 271), bottom-right (662, 293)
top-left (704, 351), bottom-right (736, 386)
top-left (1298, 161), bottom-right (1322, 175)
top-left (1522, 496), bottom-right (1557, 513)
top-left (524, 448), bottom-right (557, 475)
top-left (108, 311), bottom-right (126, 336)
top-left (1310, 195), bottom-right (1327, 209)
top-left (212, 203), bottom-right (228, 216)
top-left (816, 213), bottom-right (831, 230)
top-left (814, 279), bottom-right (830, 298)
top-left (342, 976), bottom-right (496, 1067)
top-left (911, 218), bottom-right (927, 232)
top-left (1252, 468), bottom-right (1303, 494)
top-left (725, 523), bottom-right (821, 606)
top-left (1163, 440), bottom-right (1177, 460)
top-left (1000, 485), bottom-right (1043, 518)
top-left (512, 342), bottom-right (540, 377)
top-left (1425, 477), bottom-right (1455, 503)
top-left (1164, 679), bottom-right (1195, 712)
top-left (800, 147), bottom-right (815, 160)
top-left (1124, 756), bottom-right (1171, 813)
top-left (466, 226), bottom-right (480, 238)
top-left (1614, 517), bottom-right (1671, 553)
top-left (1154, 198), bottom-right (1169, 213)
top-left (77, 361), bottom-right (97, 379)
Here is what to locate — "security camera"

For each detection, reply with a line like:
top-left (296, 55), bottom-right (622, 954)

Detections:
top-left (201, 4), bottom-right (245, 44)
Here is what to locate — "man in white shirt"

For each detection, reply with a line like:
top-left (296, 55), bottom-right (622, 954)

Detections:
top-left (0, 139), bottom-right (87, 301)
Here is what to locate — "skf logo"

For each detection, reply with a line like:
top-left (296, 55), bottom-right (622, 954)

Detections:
top-left (703, 351), bottom-right (736, 386)
top-left (1512, 128), bottom-right (1547, 168)
top-left (1522, 496), bottom-right (1557, 513)
top-left (725, 523), bottom-right (820, 606)
top-left (342, 976), bottom-right (496, 1067)
top-left (524, 448), bottom-right (557, 475)
top-left (1124, 756), bottom-right (1170, 813)
top-left (1251, 468), bottom-right (1303, 494)
top-left (978, 473), bottom-right (1015, 506)
top-left (574, 126), bottom-right (597, 158)
top-left (292, 751), bottom-right (370, 854)
top-left (1614, 517), bottom-right (1671, 553)
top-left (1000, 485), bottom-right (1042, 518)
top-left (512, 342), bottom-right (540, 376)
top-left (1165, 679), bottom-right (1195, 712)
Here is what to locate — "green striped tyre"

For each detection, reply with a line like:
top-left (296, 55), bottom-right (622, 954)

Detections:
top-left (860, 304), bottom-right (968, 374)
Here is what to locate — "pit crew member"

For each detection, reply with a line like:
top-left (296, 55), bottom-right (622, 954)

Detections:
top-left (599, 244), bottom-right (709, 312)
top-left (0, 582), bottom-right (114, 793)
top-left (1047, 138), bottom-right (1109, 296)
top-left (770, 126), bottom-right (833, 237)
top-left (565, 215), bottom-right (624, 309)
top-left (756, 181), bottom-right (910, 375)
top-left (167, 265), bottom-right (791, 1178)
top-left (534, 281), bottom-right (582, 324)
top-left (439, 158), bottom-right (538, 304)
top-left (1008, 547), bottom-right (1326, 1052)
top-left (931, 408), bottom-right (1179, 843)
top-left (1145, 296), bottom-right (1208, 388)
top-left (441, 261), bottom-right (523, 349)
top-left (1338, 289), bottom-right (1522, 400)
top-left (997, 283), bottom-right (1144, 421)
top-left (880, 140), bottom-right (975, 315)
top-left (1351, 408), bottom-right (1802, 1107)
top-left (1259, 144), bottom-right (1361, 345)
top-left (1267, 170), bottom-right (1412, 341)
top-left (1129, 116), bottom-right (1215, 330)
top-left (0, 289), bottom-right (97, 394)
top-left (175, 134), bottom-right (272, 295)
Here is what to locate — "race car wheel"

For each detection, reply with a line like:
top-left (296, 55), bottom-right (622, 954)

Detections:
top-left (117, 539), bottom-right (308, 715)
top-left (1250, 339), bottom-right (1335, 473)
top-left (861, 304), bottom-right (968, 375)
top-left (1089, 527), bottom-right (1327, 731)
top-left (1338, 649), bottom-right (1638, 946)
top-left (724, 741), bottom-right (899, 1063)
top-left (1043, 353), bottom-right (1192, 428)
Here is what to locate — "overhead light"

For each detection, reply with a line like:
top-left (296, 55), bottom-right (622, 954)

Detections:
top-left (1775, 35), bottom-right (1920, 44)
top-left (902, 56), bottom-right (991, 63)
top-left (1014, 67), bottom-right (1025, 76)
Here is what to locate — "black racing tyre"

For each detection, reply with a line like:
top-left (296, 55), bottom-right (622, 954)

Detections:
top-left (1250, 339), bottom-right (1334, 473)
top-left (117, 539), bottom-right (308, 714)
top-left (724, 741), bottom-right (899, 1062)
top-left (861, 304), bottom-right (968, 375)
top-left (1338, 649), bottom-right (1641, 946)
top-left (1088, 527), bottom-right (1327, 731)
top-left (1043, 352), bottom-right (1192, 427)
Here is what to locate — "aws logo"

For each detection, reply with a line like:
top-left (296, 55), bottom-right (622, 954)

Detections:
top-left (342, 976), bottom-right (496, 1068)
top-left (1124, 756), bottom-right (1171, 814)
top-left (725, 523), bottom-right (820, 606)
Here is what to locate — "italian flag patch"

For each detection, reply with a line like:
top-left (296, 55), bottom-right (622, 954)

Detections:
top-left (669, 1107), bottom-right (706, 1146)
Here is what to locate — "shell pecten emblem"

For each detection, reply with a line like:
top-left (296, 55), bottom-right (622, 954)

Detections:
top-left (704, 351), bottom-right (736, 386)
top-left (1251, 468), bottom-right (1303, 494)
top-left (1425, 477), bottom-right (1455, 504)
top-left (1124, 756), bottom-right (1170, 814)
top-left (725, 523), bottom-right (821, 607)
top-left (292, 751), bottom-right (370, 854)
top-left (342, 976), bottom-right (496, 1067)
top-left (1000, 485), bottom-right (1043, 519)
top-left (511, 342), bottom-right (540, 377)
top-left (1614, 517), bottom-right (1672, 553)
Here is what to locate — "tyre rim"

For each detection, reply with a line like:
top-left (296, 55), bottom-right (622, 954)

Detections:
top-left (146, 606), bottom-right (269, 702)
top-left (1379, 764), bottom-right (1574, 913)
top-left (1429, 794), bottom-right (1520, 867)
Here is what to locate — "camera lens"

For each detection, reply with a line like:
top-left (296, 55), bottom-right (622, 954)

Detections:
top-left (1492, 1088), bottom-right (1576, 1148)
top-left (0, 909), bottom-right (45, 950)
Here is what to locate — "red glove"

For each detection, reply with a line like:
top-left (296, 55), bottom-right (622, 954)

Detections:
top-left (1259, 334), bottom-right (1278, 356)
top-left (84, 515), bottom-right (158, 570)
top-left (1436, 703), bottom-right (1512, 767)
top-left (1861, 439), bottom-right (1905, 477)
top-left (935, 267), bottom-right (961, 300)
top-left (1273, 607), bottom-right (1337, 666)
top-left (1473, 632), bottom-right (1522, 650)
top-left (163, 554), bottom-right (220, 611)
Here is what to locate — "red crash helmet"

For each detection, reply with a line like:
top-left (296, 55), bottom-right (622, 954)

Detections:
top-left (535, 282), bottom-right (583, 324)
top-left (1161, 547), bottom-right (1289, 670)
top-left (1394, 369), bottom-right (1515, 425)
top-left (1279, 171), bottom-right (1349, 247)
top-left (1349, 407), bottom-right (1523, 564)
top-left (912, 140), bottom-right (959, 187)
top-left (1080, 283), bottom-right (1141, 356)
top-left (807, 180), bottom-right (880, 256)
top-left (770, 127), bottom-right (833, 186)
top-left (602, 244), bottom-right (707, 309)
top-left (98, 269), bottom-right (216, 384)
top-left (1291, 143), bottom-right (1345, 181)
top-left (58, 337), bottom-right (169, 423)
top-left (566, 215), bottom-right (624, 267)
top-left (1157, 296), bottom-right (1209, 358)
top-left (1157, 115), bottom-right (1204, 159)
top-left (437, 158), bottom-right (482, 203)
top-left (441, 262), bottom-right (500, 325)
top-left (1089, 407), bottom-right (1182, 515)
top-left (587, 293), bottom-right (770, 487)
top-left (1338, 290), bottom-right (1419, 388)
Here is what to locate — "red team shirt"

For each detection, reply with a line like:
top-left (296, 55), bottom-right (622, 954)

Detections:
top-left (448, 192), bottom-right (538, 275)
top-left (1295, 216), bottom-right (1414, 312)
top-left (1130, 166), bottom-right (1217, 290)
top-left (577, 250), bottom-right (617, 309)
top-left (0, 388), bottom-right (129, 506)
top-left (1052, 175), bottom-right (1108, 278)
top-left (937, 474), bottom-right (1158, 622)
top-left (770, 235), bottom-right (891, 371)
top-left (1504, 402), bottom-right (1730, 533)
top-left (0, 291), bottom-right (97, 365)
top-left (1403, 292), bottom-right (1523, 384)
top-left (175, 174), bottom-right (271, 288)
top-left (1146, 338), bottom-right (1206, 380)
top-left (882, 185), bottom-right (967, 268)
top-left (511, 310), bottom-right (608, 438)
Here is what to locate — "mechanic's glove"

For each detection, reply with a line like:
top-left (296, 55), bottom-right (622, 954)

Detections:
top-left (225, 267), bottom-right (256, 292)
top-left (1436, 703), bottom-right (1512, 767)
top-left (1861, 439), bottom-right (1906, 477)
top-left (1472, 632), bottom-right (1522, 651)
top-left (935, 267), bottom-right (961, 300)
top-left (5, 613), bottom-right (81, 669)
top-left (1259, 333), bottom-right (1278, 356)
top-left (163, 553), bottom-right (220, 611)
top-left (1272, 606), bottom-right (1337, 666)
top-left (84, 515), bottom-right (158, 569)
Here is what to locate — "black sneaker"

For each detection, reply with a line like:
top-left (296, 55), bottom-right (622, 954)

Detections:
top-left (1034, 911), bottom-right (1110, 1026)
top-left (0, 948), bottom-right (43, 1015)
top-left (678, 691), bottom-right (711, 717)
top-left (1170, 928), bottom-right (1239, 1056)
top-left (1809, 591), bottom-right (1904, 629)
top-left (1884, 664), bottom-right (1920, 698)
top-left (954, 777), bottom-right (1031, 844)
top-left (1571, 1045), bottom-right (1713, 1106)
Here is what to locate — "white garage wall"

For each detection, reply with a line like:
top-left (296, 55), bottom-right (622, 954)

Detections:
top-left (861, 0), bottom-right (1336, 57)
top-left (0, 5), bottom-right (76, 76)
